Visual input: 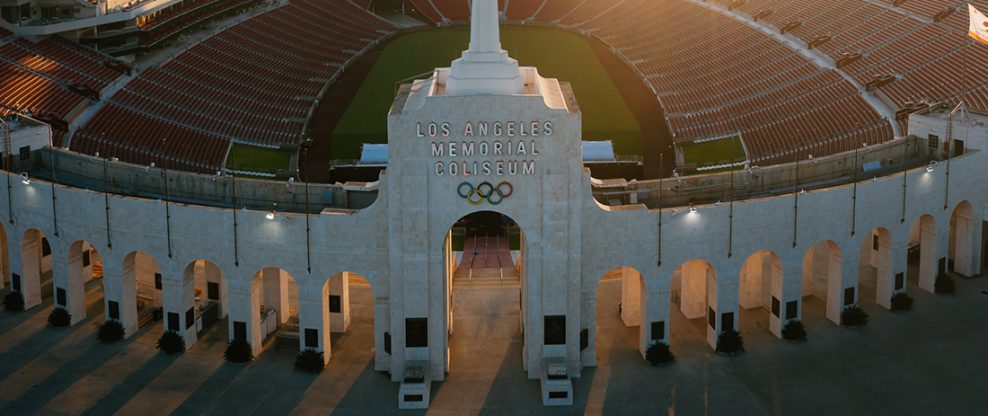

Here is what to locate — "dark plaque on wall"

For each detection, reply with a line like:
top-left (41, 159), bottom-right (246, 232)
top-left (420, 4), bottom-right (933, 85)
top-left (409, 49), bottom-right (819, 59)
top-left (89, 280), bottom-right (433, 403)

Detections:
top-left (108, 301), bottom-right (120, 320)
top-left (56, 287), bottom-right (66, 306)
top-left (707, 307), bottom-right (716, 329)
top-left (185, 308), bottom-right (196, 329)
top-left (305, 328), bottom-right (319, 348)
top-left (721, 312), bottom-right (735, 332)
top-left (843, 287), bottom-right (855, 306)
top-left (580, 329), bottom-right (588, 350)
top-left (544, 315), bottom-right (566, 345)
top-left (167, 312), bottom-right (180, 332)
top-left (154, 273), bottom-right (163, 290)
top-left (651, 321), bottom-right (665, 341)
top-left (384, 332), bottom-right (391, 354)
top-left (11, 274), bottom-right (20, 292)
top-left (233, 321), bottom-right (246, 341)
top-left (895, 273), bottom-right (905, 291)
top-left (406, 318), bottom-right (428, 348)
top-left (771, 297), bottom-right (781, 317)
top-left (207, 282), bottom-right (220, 301)
top-left (329, 295), bottom-right (342, 313)
top-left (786, 301), bottom-right (798, 320)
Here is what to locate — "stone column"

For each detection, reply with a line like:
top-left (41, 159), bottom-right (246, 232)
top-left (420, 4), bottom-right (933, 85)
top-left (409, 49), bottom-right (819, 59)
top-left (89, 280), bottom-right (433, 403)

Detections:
top-left (162, 274), bottom-right (197, 349)
top-left (709, 268), bottom-right (739, 350)
top-left (20, 234), bottom-right (43, 310)
top-left (227, 281), bottom-right (262, 358)
top-left (65, 245), bottom-right (87, 325)
top-left (620, 268), bottom-right (641, 327)
top-left (640, 282), bottom-right (669, 357)
top-left (329, 272), bottom-right (351, 333)
top-left (774, 265), bottom-right (803, 338)
top-left (297, 288), bottom-right (331, 365)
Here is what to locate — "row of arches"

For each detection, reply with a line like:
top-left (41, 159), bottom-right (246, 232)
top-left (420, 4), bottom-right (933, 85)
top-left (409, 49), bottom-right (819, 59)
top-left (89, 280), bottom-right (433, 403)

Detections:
top-left (591, 201), bottom-right (978, 357)
top-left (0, 225), bottom-right (380, 366)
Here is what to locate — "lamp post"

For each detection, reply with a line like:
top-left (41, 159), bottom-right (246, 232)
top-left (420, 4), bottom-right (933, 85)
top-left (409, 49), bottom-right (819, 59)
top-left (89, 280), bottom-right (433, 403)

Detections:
top-left (301, 136), bottom-right (314, 274)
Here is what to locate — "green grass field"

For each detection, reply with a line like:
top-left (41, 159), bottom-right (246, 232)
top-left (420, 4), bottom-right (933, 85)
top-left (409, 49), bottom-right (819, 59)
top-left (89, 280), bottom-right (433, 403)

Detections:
top-left (680, 136), bottom-right (747, 169)
top-left (331, 25), bottom-right (642, 159)
top-left (226, 144), bottom-right (294, 174)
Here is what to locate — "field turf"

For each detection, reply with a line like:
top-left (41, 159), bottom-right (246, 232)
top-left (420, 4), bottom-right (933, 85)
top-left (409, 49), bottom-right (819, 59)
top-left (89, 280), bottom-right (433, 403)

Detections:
top-left (331, 25), bottom-right (642, 159)
top-left (680, 136), bottom-right (747, 169)
top-left (226, 144), bottom-right (294, 174)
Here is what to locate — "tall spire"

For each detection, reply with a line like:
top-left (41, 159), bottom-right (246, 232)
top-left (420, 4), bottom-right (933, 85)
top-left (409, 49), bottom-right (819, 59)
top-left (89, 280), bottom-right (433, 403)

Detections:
top-left (469, 0), bottom-right (501, 54)
top-left (445, 0), bottom-right (525, 96)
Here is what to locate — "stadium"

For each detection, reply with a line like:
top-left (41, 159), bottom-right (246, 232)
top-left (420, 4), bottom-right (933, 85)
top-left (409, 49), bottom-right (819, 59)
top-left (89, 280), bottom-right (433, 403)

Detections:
top-left (0, 0), bottom-right (987, 413)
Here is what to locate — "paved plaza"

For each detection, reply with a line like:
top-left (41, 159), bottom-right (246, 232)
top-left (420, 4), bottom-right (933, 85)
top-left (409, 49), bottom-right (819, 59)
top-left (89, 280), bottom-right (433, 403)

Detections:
top-left (0, 275), bottom-right (986, 415)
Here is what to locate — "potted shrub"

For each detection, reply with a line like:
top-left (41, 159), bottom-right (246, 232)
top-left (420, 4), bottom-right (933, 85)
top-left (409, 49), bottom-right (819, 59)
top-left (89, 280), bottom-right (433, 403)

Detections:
top-left (47, 307), bottom-right (71, 327)
top-left (98, 320), bottom-right (125, 342)
top-left (840, 305), bottom-right (869, 327)
top-left (716, 330), bottom-right (744, 355)
top-left (3, 291), bottom-right (24, 312)
top-left (157, 331), bottom-right (185, 354)
top-left (645, 341), bottom-right (674, 366)
top-left (225, 339), bottom-right (253, 363)
top-left (934, 273), bottom-right (955, 294)
top-left (781, 320), bottom-right (807, 342)
top-left (295, 349), bottom-right (325, 373)
top-left (890, 292), bottom-right (914, 311)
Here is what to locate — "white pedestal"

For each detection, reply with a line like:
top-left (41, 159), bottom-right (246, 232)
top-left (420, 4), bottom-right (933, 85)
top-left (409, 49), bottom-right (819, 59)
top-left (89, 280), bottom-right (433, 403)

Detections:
top-left (541, 358), bottom-right (573, 406)
top-left (398, 361), bottom-right (431, 410)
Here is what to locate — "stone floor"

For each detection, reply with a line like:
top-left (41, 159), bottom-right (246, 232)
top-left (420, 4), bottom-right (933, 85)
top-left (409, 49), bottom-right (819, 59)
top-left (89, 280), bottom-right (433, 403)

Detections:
top-left (0, 276), bottom-right (987, 415)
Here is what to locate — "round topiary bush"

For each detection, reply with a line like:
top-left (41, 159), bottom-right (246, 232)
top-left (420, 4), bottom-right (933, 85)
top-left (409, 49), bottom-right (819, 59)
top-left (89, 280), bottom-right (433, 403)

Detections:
top-left (840, 305), bottom-right (869, 327)
top-left (934, 273), bottom-right (955, 294)
top-left (47, 307), bottom-right (71, 327)
top-left (157, 331), bottom-right (185, 354)
top-left (98, 320), bottom-right (125, 342)
top-left (645, 341), bottom-right (674, 366)
top-left (225, 339), bottom-right (253, 363)
top-left (890, 292), bottom-right (914, 311)
top-left (781, 320), bottom-right (807, 342)
top-left (716, 330), bottom-right (744, 355)
top-left (4, 291), bottom-right (24, 312)
top-left (294, 349), bottom-right (325, 373)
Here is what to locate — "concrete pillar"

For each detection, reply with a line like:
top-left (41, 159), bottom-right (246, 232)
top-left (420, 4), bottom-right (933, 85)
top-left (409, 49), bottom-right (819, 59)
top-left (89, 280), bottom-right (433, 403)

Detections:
top-left (875, 232), bottom-right (893, 309)
top-left (20, 234), bottom-right (43, 310)
top-left (918, 218), bottom-right (938, 293)
top-left (638, 282), bottom-right (667, 358)
top-left (775, 266), bottom-right (802, 338)
top-left (118, 255), bottom-right (138, 338)
top-left (620, 268), bottom-right (641, 327)
top-left (329, 272), bottom-right (351, 333)
top-left (680, 260), bottom-right (707, 320)
top-left (262, 268), bottom-right (290, 324)
top-left (375, 293), bottom-right (390, 372)
top-left (705, 267), bottom-right (719, 350)
top-left (297, 290), bottom-right (331, 364)
top-left (205, 262), bottom-right (227, 319)
top-left (952, 205), bottom-right (975, 276)
top-left (162, 275), bottom-right (197, 350)
top-left (836, 257), bottom-right (859, 325)
top-left (710, 269), bottom-right (738, 350)
top-left (892, 239), bottom-right (908, 295)
top-left (65, 244), bottom-right (87, 325)
top-left (228, 282), bottom-right (262, 358)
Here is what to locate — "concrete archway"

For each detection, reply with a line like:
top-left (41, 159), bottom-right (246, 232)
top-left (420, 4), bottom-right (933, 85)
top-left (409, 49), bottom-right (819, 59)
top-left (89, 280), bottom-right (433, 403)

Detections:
top-left (119, 251), bottom-right (163, 338)
top-left (802, 240), bottom-right (843, 324)
top-left (591, 267), bottom-right (648, 366)
top-left (20, 229), bottom-right (53, 310)
top-left (441, 211), bottom-right (526, 377)
top-left (67, 240), bottom-right (104, 324)
top-left (739, 250), bottom-right (782, 337)
top-left (908, 214), bottom-right (937, 292)
top-left (858, 227), bottom-right (893, 309)
top-left (949, 201), bottom-right (974, 277)
top-left (671, 259), bottom-right (719, 349)
top-left (242, 267), bottom-right (299, 359)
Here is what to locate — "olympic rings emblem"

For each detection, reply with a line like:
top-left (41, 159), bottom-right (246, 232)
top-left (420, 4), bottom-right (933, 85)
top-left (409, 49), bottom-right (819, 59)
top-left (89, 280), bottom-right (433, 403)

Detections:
top-left (457, 181), bottom-right (513, 205)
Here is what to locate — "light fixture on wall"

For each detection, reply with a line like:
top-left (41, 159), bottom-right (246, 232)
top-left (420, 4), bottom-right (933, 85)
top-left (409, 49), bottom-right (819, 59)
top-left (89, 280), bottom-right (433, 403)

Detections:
top-left (688, 203), bottom-right (697, 214)
top-left (266, 203), bottom-right (277, 220)
top-left (926, 161), bottom-right (937, 173)
top-left (19, 172), bottom-right (30, 185)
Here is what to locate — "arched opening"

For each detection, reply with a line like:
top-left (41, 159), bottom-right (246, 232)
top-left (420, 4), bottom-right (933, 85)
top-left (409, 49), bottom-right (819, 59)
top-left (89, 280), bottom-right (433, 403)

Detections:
top-left (19, 229), bottom-right (53, 310)
top-left (670, 259), bottom-right (718, 349)
top-left (739, 250), bottom-right (782, 337)
top-left (120, 251), bottom-right (163, 337)
top-left (858, 228), bottom-right (893, 309)
top-left (67, 240), bottom-right (105, 323)
top-left (591, 267), bottom-right (648, 366)
top-left (442, 211), bottom-right (525, 376)
top-left (181, 260), bottom-right (228, 344)
top-left (908, 215), bottom-right (937, 292)
top-left (949, 201), bottom-right (974, 277)
top-left (802, 240), bottom-right (843, 324)
top-left (247, 268), bottom-right (299, 356)
top-left (320, 272), bottom-right (377, 364)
